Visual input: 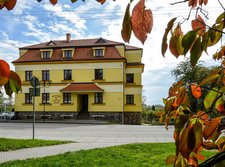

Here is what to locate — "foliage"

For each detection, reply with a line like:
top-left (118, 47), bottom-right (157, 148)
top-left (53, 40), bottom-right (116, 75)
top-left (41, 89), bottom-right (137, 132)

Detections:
top-left (0, 138), bottom-right (72, 151)
top-left (0, 143), bottom-right (215, 167)
top-left (161, 0), bottom-right (225, 166)
top-left (0, 59), bottom-right (21, 96)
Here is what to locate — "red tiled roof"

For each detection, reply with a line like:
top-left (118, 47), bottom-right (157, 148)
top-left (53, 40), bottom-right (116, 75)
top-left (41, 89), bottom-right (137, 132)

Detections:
top-left (20, 38), bottom-right (124, 49)
top-left (60, 83), bottom-right (103, 92)
top-left (13, 46), bottom-right (124, 63)
top-left (125, 45), bottom-right (142, 50)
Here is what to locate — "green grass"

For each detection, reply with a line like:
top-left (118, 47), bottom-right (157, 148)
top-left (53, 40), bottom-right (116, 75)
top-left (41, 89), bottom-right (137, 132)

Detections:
top-left (0, 138), bottom-right (72, 151)
top-left (0, 143), bottom-right (215, 167)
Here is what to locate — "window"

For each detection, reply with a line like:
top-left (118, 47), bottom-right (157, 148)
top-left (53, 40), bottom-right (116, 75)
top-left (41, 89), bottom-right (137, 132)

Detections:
top-left (42, 70), bottom-right (50, 81)
top-left (42, 93), bottom-right (50, 104)
top-left (95, 69), bottom-right (103, 80)
top-left (126, 94), bottom-right (134, 104)
top-left (63, 93), bottom-right (71, 104)
top-left (126, 74), bottom-right (134, 83)
top-left (64, 70), bottom-right (72, 80)
top-left (94, 93), bottom-right (103, 104)
top-left (42, 51), bottom-right (51, 59)
top-left (95, 49), bottom-right (103, 57)
top-left (64, 50), bottom-right (72, 58)
top-left (25, 93), bottom-right (32, 104)
top-left (25, 71), bottom-right (32, 81)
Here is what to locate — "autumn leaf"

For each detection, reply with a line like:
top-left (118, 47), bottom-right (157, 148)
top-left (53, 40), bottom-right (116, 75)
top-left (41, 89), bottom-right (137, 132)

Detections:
top-left (121, 3), bottom-right (132, 43)
top-left (169, 35), bottom-right (180, 58)
top-left (191, 83), bottom-right (202, 99)
top-left (216, 136), bottom-right (225, 150)
top-left (202, 141), bottom-right (218, 150)
top-left (131, 0), bottom-right (153, 44)
top-left (166, 155), bottom-right (177, 165)
top-left (161, 17), bottom-right (177, 57)
top-left (203, 117), bottom-right (221, 140)
top-left (204, 87), bottom-right (220, 110)
top-left (96, 0), bottom-right (106, 4)
top-left (3, 0), bottom-right (16, 10)
top-left (4, 70), bottom-right (22, 96)
top-left (191, 15), bottom-right (206, 36)
top-left (0, 59), bottom-right (10, 86)
top-left (50, 0), bottom-right (58, 5)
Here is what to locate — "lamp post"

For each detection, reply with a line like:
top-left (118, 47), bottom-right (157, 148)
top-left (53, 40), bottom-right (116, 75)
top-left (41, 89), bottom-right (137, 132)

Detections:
top-left (41, 80), bottom-right (51, 122)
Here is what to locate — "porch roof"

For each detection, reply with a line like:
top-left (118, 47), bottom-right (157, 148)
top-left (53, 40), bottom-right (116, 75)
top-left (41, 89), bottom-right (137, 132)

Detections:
top-left (60, 83), bottom-right (103, 93)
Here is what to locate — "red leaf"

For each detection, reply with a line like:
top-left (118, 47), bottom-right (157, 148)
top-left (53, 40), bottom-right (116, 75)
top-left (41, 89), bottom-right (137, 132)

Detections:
top-left (5, 0), bottom-right (17, 10)
top-left (203, 117), bottom-right (221, 140)
top-left (191, 83), bottom-right (202, 99)
top-left (0, 59), bottom-right (10, 86)
top-left (131, 0), bottom-right (153, 44)
top-left (50, 0), bottom-right (58, 5)
top-left (96, 0), bottom-right (106, 4)
top-left (121, 3), bottom-right (132, 43)
top-left (191, 15), bottom-right (206, 36)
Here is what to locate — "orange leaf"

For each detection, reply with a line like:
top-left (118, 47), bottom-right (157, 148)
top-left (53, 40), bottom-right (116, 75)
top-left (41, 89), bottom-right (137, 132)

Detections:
top-left (202, 141), bottom-right (218, 150)
top-left (5, 0), bottom-right (17, 10)
top-left (96, 0), bottom-right (106, 4)
top-left (204, 0), bottom-right (208, 5)
top-left (166, 155), bottom-right (177, 165)
top-left (0, 59), bottom-right (10, 86)
top-left (191, 15), bottom-right (206, 36)
top-left (191, 83), bottom-right (202, 99)
top-left (50, 0), bottom-right (58, 5)
top-left (203, 117), bottom-right (221, 140)
top-left (169, 35), bottom-right (180, 58)
top-left (131, 0), bottom-right (153, 44)
top-left (121, 3), bottom-right (132, 43)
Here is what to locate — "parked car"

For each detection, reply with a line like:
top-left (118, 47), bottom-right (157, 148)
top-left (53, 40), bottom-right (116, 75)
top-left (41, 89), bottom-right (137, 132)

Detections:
top-left (0, 112), bottom-right (15, 120)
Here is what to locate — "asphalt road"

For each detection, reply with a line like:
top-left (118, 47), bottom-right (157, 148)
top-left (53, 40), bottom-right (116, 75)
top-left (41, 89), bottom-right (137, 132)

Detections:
top-left (0, 123), bottom-right (174, 143)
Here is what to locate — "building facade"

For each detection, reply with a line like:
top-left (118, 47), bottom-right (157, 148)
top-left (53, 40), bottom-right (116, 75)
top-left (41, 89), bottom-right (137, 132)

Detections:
top-left (13, 34), bottom-right (144, 124)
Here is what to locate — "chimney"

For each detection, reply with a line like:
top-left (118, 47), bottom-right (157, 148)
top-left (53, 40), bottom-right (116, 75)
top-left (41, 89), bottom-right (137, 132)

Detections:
top-left (66, 33), bottom-right (71, 43)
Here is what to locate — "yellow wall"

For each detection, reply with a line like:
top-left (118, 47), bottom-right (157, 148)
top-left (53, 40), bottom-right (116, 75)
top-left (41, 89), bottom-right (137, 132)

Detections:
top-left (89, 92), bottom-right (123, 112)
top-left (124, 94), bottom-right (142, 112)
top-left (125, 50), bottom-right (142, 63)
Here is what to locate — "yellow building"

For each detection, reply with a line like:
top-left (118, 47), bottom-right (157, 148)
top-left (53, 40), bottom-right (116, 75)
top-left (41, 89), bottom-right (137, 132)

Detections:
top-left (13, 34), bottom-right (144, 124)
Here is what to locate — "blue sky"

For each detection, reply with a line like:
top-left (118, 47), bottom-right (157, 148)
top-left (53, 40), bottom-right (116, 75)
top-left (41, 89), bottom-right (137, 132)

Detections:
top-left (0, 0), bottom-right (223, 105)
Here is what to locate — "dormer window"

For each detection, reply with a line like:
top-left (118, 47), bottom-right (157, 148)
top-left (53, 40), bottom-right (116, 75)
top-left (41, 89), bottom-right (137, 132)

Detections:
top-left (64, 50), bottom-right (72, 58)
top-left (43, 51), bottom-right (50, 59)
top-left (40, 49), bottom-right (53, 59)
top-left (95, 49), bottom-right (103, 57)
top-left (93, 47), bottom-right (105, 57)
top-left (62, 48), bottom-right (75, 58)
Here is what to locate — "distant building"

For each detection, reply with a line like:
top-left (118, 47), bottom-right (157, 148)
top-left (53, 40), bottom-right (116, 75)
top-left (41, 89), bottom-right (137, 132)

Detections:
top-left (13, 34), bottom-right (144, 124)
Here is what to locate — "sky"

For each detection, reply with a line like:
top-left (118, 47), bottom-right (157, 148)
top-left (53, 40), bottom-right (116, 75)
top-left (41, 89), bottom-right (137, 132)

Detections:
top-left (0, 0), bottom-right (224, 105)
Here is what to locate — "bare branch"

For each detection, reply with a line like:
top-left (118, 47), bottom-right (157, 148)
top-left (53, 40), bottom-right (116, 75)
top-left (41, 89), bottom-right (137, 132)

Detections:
top-left (170, 0), bottom-right (189, 5)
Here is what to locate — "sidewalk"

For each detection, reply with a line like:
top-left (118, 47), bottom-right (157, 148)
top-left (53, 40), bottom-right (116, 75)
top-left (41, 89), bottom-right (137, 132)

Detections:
top-left (0, 142), bottom-right (127, 164)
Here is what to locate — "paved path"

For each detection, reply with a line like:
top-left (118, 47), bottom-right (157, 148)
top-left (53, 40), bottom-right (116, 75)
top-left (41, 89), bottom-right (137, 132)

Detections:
top-left (0, 123), bottom-right (174, 164)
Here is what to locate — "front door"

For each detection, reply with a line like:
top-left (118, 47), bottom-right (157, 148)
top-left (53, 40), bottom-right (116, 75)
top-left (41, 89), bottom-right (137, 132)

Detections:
top-left (77, 94), bottom-right (89, 119)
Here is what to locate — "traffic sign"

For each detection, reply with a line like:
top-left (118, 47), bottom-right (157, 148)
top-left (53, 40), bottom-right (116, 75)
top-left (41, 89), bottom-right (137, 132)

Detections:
top-left (30, 76), bottom-right (40, 87)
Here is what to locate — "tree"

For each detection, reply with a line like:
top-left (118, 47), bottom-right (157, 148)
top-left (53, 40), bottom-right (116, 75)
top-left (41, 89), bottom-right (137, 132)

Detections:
top-left (1, 0), bottom-right (225, 166)
top-left (171, 59), bottom-right (212, 84)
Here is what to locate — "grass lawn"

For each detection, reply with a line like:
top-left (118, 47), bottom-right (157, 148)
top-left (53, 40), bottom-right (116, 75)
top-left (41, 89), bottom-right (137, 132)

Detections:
top-left (1, 143), bottom-right (215, 167)
top-left (0, 138), bottom-right (72, 151)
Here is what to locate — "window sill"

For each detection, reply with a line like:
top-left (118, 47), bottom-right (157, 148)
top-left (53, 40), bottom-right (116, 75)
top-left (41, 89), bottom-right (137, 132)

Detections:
top-left (22, 103), bottom-right (33, 105)
top-left (61, 103), bottom-right (74, 105)
top-left (39, 103), bottom-right (52, 105)
top-left (92, 79), bottom-right (105, 82)
top-left (61, 80), bottom-right (74, 82)
top-left (92, 103), bottom-right (105, 105)
top-left (40, 80), bottom-right (52, 83)
top-left (126, 82), bottom-right (136, 85)
top-left (125, 104), bottom-right (136, 106)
